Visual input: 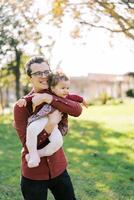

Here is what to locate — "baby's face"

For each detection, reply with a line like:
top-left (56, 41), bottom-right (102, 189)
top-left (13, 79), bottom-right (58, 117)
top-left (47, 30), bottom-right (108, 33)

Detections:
top-left (51, 80), bottom-right (70, 98)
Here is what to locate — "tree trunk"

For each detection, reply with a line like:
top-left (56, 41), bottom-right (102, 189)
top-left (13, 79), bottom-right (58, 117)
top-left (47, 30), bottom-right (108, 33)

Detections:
top-left (0, 87), bottom-right (4, 114)
top-left (5, 86), bottom-right (9, 107)
top-left (15, 50), bottom-right (22, 100)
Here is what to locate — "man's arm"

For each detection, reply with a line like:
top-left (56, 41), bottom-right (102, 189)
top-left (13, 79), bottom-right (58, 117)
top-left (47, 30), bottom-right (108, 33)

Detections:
top-left (13, 104), bottom-right (29, 146)
top-left (44, 110), bottom-right (62, 134)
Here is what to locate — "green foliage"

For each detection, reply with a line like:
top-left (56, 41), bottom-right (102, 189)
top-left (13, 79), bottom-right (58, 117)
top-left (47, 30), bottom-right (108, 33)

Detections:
top-left (98, 92), bottom-right (111, 105)
top-left (0, 1), bottom-right (42, 56)
top-left (0, 1), bottom-right (43, 99)
top-left (89, 97), bottom-right (123, 106)
top-left (50, 0), bottom-right (134, 40)
top-left (0, 104), bottom-right (134, 200)
top-left (106, 98), bottom-right (123, 105)
top-left (126, 89), bottom-right (134, 97)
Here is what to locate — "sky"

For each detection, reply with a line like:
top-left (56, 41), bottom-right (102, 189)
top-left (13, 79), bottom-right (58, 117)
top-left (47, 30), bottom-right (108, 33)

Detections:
top-left (31, 0), bottom-right (134, 76)
top-left (50, 29), bottom-right (134, 76)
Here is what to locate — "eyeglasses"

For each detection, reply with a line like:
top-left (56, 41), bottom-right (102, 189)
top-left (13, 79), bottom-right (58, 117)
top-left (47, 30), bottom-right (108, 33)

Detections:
top-left (31, 70), bottom-right (51, 77)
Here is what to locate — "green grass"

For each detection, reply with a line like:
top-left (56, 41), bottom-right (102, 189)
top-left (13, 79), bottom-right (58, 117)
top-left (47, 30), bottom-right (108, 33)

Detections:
top-left (0, 103), bottom-right (134, 200)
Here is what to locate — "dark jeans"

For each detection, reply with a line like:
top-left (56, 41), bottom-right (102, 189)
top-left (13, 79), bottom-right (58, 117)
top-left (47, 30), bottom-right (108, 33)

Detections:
top-left (21, 170), bottom-right (77, 200)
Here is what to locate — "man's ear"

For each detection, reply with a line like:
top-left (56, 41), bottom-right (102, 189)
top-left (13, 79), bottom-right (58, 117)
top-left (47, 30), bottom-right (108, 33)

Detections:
top-left (27, 75), bottom-right (31, 81)
top-left (27, 75), bottom-right (32, 84)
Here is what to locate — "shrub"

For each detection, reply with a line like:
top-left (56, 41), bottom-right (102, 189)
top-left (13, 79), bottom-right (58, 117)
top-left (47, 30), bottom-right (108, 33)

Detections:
top-left (126, 89), bottom-right (134, 97)
top-left (107, 98), bottom-right (123, 105)
top-left (98, 92), bottom-right (111, 105)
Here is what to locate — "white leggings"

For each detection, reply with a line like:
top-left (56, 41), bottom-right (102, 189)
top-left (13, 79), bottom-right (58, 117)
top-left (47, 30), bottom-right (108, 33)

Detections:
top-left (26, 117), bottom-right (63, 156)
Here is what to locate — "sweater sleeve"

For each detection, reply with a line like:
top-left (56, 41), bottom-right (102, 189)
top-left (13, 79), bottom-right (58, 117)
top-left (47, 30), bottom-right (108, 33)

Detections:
top-left (13, 104), bottom-right (29, 146)
top-left (67, 94), bottom-right (83, 103)
top-left (22, 94), bottom-right (34, 103)
top-left (24, 90), bottom-right (83, 117)
top-left (51, 95), bottom-right (82, 117)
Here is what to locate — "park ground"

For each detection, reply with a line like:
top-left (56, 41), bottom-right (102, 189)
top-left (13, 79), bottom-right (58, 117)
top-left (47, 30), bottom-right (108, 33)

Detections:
top-left (0, 102), bottom-right (134, 200)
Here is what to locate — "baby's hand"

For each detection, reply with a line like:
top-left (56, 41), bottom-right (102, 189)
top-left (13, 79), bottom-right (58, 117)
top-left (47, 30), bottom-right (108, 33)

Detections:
top-left (17, 99), bottom-right (27, 107)
top-left (82, 99), bottom-right (88, 108)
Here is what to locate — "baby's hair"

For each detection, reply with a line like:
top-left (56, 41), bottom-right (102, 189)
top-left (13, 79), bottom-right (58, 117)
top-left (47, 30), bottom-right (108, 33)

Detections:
top-left (48, 72), bottom-right (70, 88)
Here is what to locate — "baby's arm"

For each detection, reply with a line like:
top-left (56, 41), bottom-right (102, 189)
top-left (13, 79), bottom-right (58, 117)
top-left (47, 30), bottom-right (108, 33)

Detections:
top-left (32, 92), bottom-right (82, 117)
top-left (67, 94), bottom-right (88, 108)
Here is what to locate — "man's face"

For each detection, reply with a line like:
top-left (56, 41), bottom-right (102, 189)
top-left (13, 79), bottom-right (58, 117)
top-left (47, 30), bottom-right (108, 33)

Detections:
top-left (29, 62), bottom-right (50, 92)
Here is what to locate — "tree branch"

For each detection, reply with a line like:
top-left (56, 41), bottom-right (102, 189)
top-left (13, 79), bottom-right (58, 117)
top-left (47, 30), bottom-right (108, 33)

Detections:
top-left (79, 20), bottom-right (134, 39)
top-left (79, 20), bottom-right (133, 32)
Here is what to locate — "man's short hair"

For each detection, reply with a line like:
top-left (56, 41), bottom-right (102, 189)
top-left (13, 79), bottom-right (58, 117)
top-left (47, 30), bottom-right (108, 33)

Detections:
top-left (25, 56), bottom-right (49, 77)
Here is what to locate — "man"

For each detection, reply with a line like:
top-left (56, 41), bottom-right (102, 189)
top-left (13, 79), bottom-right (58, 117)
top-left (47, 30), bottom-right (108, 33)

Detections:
top-left (13, 56), bottom-right (82, 200)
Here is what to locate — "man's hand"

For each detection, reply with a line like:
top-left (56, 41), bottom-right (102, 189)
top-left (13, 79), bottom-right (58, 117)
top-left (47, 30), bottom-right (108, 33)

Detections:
top-left (44, 110), bottom-right (62, 134)
top-left (17, 99), bottom-right (27, 107)
top-left (48, 110), bottom-right (62, 125)
top-left (32, 93), bottom-right (53, 111)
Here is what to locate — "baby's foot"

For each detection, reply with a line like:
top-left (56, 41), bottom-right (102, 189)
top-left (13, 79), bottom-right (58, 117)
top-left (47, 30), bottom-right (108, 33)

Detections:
top-left (28, 154), bottom-right (40, 168)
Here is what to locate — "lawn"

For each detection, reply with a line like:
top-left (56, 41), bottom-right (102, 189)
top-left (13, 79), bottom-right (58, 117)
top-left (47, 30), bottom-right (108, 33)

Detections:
top-left (0, 103), bottom-right (134, 200)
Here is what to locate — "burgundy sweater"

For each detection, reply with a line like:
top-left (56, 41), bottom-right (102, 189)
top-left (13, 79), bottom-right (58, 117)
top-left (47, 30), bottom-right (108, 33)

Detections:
top-left (13, 90), bottom-right (82, 180)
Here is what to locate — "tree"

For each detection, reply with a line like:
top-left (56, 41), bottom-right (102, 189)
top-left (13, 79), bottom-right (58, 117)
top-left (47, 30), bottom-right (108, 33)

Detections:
top-left (0, 0), bottom-right (43, 99)
top-left (1, 0), bottom-right (134, 102)
top-left (48, 0), bottom-right (134, 40)
top-left (126, 72), bottom-right (134, 77)
top-left (0, 67), bottom-right (15, 113)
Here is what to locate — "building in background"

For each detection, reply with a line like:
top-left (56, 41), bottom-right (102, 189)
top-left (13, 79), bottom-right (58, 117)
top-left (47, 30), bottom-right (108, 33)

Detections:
top-left (70, 73), bottom-right (134, 100)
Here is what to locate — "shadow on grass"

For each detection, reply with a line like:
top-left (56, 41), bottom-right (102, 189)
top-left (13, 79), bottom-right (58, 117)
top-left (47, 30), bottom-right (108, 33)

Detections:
top-left (64, 119), bottom-right (134, 200)
top-left (0, 116), bottom-right (134, 200)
